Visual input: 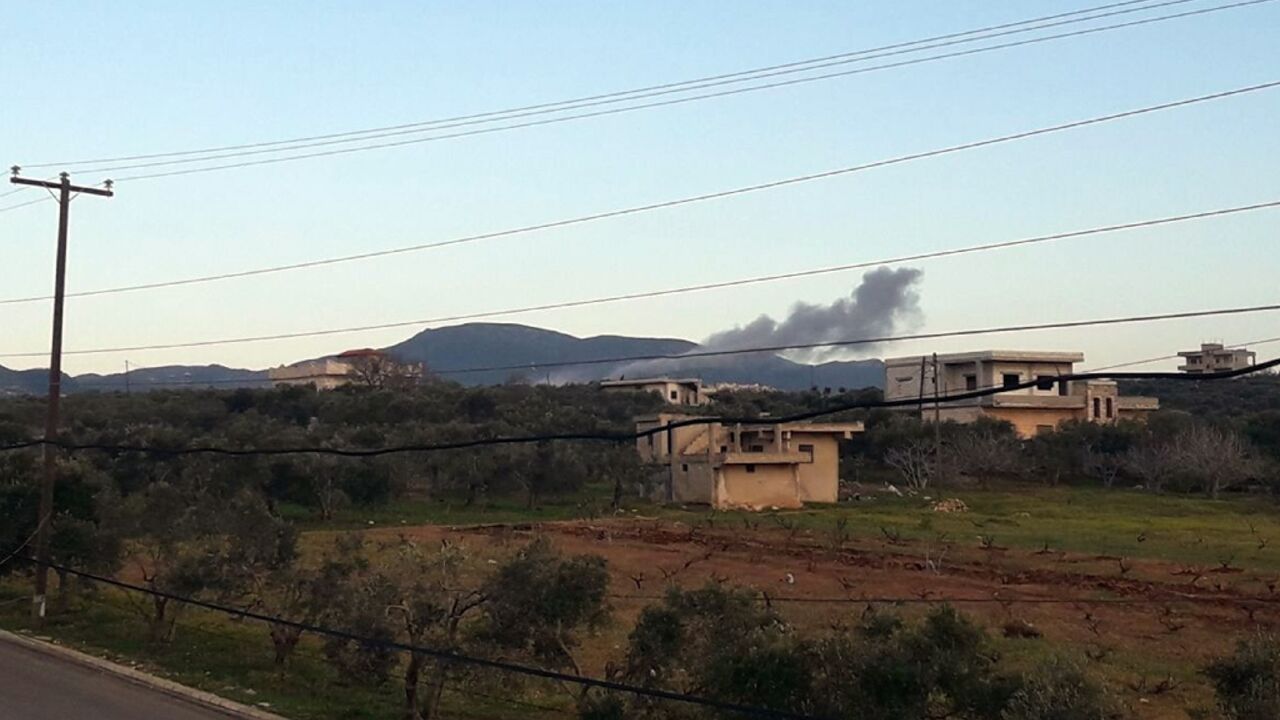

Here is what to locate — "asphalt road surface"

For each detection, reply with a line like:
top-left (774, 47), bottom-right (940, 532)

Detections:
top-left (0, 636), bottom-right (248, 719)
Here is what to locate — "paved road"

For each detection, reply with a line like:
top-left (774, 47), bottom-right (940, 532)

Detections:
top-left (0, 636), bottom-right (244, 719)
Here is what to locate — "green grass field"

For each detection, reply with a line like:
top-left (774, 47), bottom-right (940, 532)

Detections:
top-left (3, 483), bottom-right (1276, 719)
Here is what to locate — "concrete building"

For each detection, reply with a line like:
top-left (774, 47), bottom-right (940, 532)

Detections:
top-left (635, 413), bottom-right (863, 510)
top-left (883, 350), bottom-right (1159, 438)
top-left (268, 358), bottom-right (357, 390)
top-left (1178, 343), bottom-right (1255, 374)
top-left (268, 349), bottom-right (422, 390)
top-left (601, 377), bottom-right (706, 406)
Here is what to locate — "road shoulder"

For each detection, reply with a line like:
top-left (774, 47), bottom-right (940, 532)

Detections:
top-left (0, 628), bottom-right (287, 720)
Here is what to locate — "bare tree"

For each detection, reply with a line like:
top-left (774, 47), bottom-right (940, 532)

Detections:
top-left (345, 353), bottom-right (422, 390)
top-left (885, 439), bottom-right (935, 491)
top-left (1081, 445), bottom-right (1124, 488)
top-left (1179, 425), bottom-right (1256, 499)
top-left (1124, 441), bottom-right (1184, 493)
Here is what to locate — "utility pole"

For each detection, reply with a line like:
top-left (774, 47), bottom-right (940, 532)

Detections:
top-left (932, 353), bottom-right (943, 480)
top-left (9, 168), bottom-right (113, 622)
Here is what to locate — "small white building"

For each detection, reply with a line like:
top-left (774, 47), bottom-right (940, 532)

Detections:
top-left (600, 377), bottom-right (706, 406)
top-left (1177, 343), bottom-right (1255, 374)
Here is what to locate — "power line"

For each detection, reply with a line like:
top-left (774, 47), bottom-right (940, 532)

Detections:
top-left (1087, 335), bottom-right (1280, 371)
top-left (3, 80), bottom-right (1276, 307)
top-left (100, 1), bottom-right (1275, 184)
top-left (3, 359), bottom-right (1276, 457)
top-left (605, 592), bottom-right (1277, 606)
top-left (4, 301), bottom-right (1280, 372)
top-left (418, 304), bottom-right (1280, 377)
top-left (5, 199), bottom-right (1270, 357)
top-left (55, 0), bottom-right (1225, 177)
top-left (20, 0), bottom-right (1197, 170)
top-left (8, 555), bottom-right (816, 720)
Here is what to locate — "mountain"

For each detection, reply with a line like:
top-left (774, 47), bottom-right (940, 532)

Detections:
top-left (387, 323), bottom-right (884, 391)
top-left (0, 322), bottom-right (886, 396)
top-left (0, 364), bottom-right (269, 396)
top-left (0, 366), bottom-right (64, 397)
top-left (73, 365), bottom-right (270, 393)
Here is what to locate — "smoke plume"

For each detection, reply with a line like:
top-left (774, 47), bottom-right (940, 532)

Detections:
top-left (702, 266), bottom-right (923, 358)
top-left (594, 267), bottom-right (923, 382)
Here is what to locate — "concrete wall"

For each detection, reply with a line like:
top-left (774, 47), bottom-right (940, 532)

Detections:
top-left (672, 459), bottom-right (716, 504)
top-left (788, 432), bottom-right (839, 503)
top-left (985, 407), bottom-right (1083, 438)
top-left (716, 464), bottom-right (802, 510)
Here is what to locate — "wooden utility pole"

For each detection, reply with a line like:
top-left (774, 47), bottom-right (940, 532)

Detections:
top-left (9, 168), bottom-right (113, 622)
top-left (932, 353), bottom-right (943, 479)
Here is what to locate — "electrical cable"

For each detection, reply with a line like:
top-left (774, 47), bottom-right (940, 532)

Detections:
top-left (2, 359), bottom-right (1276, 458)
top-left (3, 79), bottom-right (1276, 307)
top-left (11, 199), bottom-right (1278, 360)
top-left (101, 1), bottom-right (1276, 184)
top-left (56, 0), bottom-right (1229, 177)
top-left (22, 0), bottom-right (1199, 170)
top-left (5, 300), bottom-right (1280, 378)
top-left (1086, 335), bottom-right (1280, 371)
top-left (7, 554), bottom-right (820, 720)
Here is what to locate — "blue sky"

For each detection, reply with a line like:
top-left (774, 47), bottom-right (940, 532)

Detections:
top-left (2, 1), bottom-right (1278, 376)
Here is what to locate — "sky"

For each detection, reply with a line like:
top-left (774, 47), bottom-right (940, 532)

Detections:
top-left (2, 0), bottom-right (1278, 377)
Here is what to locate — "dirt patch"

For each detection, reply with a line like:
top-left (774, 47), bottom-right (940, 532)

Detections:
top-left (366, 517), bottom-right (1278, 720)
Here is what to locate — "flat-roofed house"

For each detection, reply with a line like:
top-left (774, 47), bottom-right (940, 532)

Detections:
top-left (601, 377), bottom-right (706, 406)
top-left (635, 413), bottom-right (863, 510)
top-left (883, 350), bottom-right (1159, 438)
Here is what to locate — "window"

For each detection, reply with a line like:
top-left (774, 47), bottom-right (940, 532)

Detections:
top-left (798, 443), bottom-right (814, 460)
top-left (1035, 375), bottom-right (1056, 391)
top-left (670, 390), bottom-right (678, 400)
top-left (745, 464), bottom-right (756, 473)
top-left (647, 435), bottom-right (654, 448)
top-left (750, 444), bottom-right (764, 452)
top-left (1105, 397), bottom-right (1114, 419)
top-left (1092, 397), bottom-right (1101, 419)
top-left (720, 445), bottom-right (727, 453)
top-left (681, 464), bottom-right (688, 472)
top-left (964, 374), bottom-right (977, 391)
top-left (1058, 380), bottom-right (1070, 397)
top-left (1002, 373), bottom-right (1020, 389)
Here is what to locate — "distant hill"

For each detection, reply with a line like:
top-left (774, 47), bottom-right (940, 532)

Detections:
top-left (0, 364), bottom-right (269, 396)
top-left (0, 322), bottom-right (886, 396)
top-left (73, 365), bottom-right (270, 393)
top-left (0, 366), bottom-right (63, 397)
top-left (387, 323), bottom-right (884, 391)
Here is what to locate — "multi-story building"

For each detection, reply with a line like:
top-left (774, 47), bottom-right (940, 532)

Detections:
top-left (883, 350), bottom-right (1159, 438)
top-left (1177, 343), bottom-right (1256, 374)
top-left (634, 413), bottom-right (863, 510)
top-left (601, 377), bottom-right (706, 406)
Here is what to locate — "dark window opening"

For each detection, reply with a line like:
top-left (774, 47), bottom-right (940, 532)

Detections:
top-left (798, 443), bottom-right (814, 459)
top-left (681, 464), bottom-right (688, 472)
top-left (964, 374), bottom-right (977, 391)
top-left (1058, 380), bottom-right (1070, 396)
top-left (647, 435), bottom-right (654, 447)
top-left (1105, 397), bottom-right (1114, 419)
top-left (720, 445), bottom-right (727, 453)
top-left (1002, 373), bottom-right (1020, 389)
top-left (669, 390), bottom-right (678, 400)
top-left (750, 444), bottom-right (764, 452)
top-left (745, 464), bottom-right (756, 473)
top-left (1092, 397), bottom-right (1101, 419)
top-left (1035, 375), bottom-right (1056, 391)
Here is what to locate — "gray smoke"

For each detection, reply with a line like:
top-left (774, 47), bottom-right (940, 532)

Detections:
top-left (701, 266), bottom-right (923, 359)
top-left (601, 266), bottom-right (924, 381)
